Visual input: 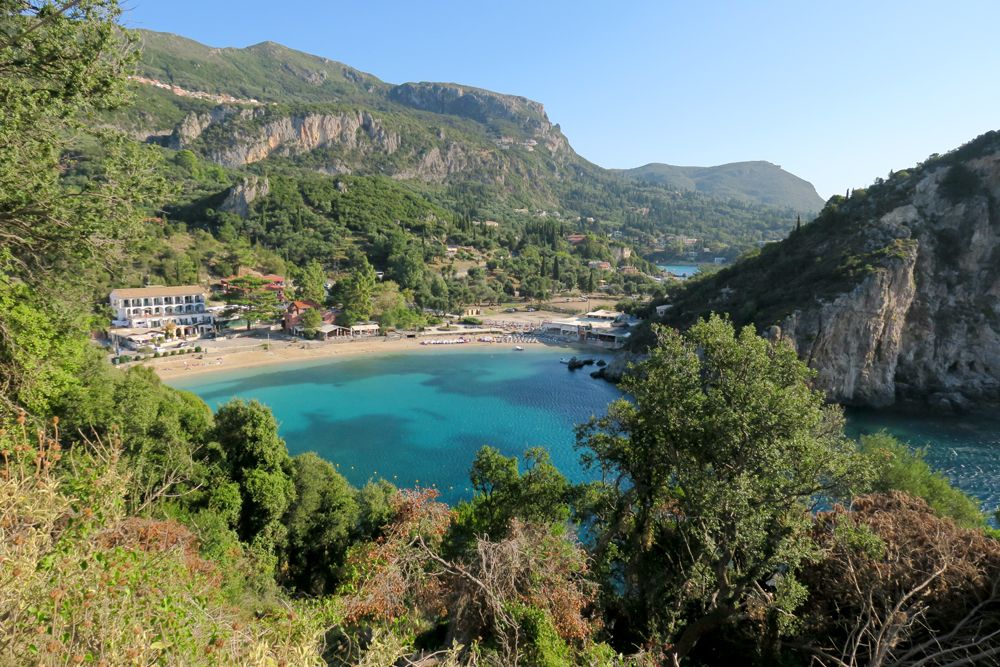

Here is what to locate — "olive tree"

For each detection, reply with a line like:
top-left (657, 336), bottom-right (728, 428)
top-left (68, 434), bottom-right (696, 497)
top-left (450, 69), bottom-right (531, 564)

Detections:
top-left (577, 315), bottom-right (866, 663)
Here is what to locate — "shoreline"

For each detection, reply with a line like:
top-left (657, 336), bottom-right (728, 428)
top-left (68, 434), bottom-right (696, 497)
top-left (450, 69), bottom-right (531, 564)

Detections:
top-left (150, 336), bottom-right (583, 381)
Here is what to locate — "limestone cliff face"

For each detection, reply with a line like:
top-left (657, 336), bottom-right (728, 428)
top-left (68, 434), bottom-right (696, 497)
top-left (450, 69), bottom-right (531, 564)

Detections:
top-left (170, 106), bottom-right (401, 167)
top-left (777, 247), bottom-right (917, 407)
top-left (773, 152), bottom-right (1000, 410)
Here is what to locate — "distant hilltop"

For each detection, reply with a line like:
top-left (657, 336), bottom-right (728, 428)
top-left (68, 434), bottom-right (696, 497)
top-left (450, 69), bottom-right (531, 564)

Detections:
top-left (614, 161), bottom-right (825, 212)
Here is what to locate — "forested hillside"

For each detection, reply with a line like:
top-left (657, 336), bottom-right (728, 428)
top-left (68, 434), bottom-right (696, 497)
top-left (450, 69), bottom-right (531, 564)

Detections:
top-left (104, 29), bottom-right (814, 282)
top-left (616, 160), bottom-right (825, 211)
top-left (5, 4), bottom-right (1000, 666)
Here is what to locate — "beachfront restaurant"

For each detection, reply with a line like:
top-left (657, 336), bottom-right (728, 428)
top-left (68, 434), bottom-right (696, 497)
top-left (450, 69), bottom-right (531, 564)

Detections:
top-left (315, 324), bottom-right (349, 339)
top-left (540, 310), bottom-right (632, 349)
top-left (349, 322), bottom-right (380, 337)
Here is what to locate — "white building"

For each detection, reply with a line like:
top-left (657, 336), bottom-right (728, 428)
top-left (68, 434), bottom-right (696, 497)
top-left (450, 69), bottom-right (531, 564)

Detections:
top-left (109, 286), bottom-right (214, 347)
top-left (540, 310), bottom-right (634, 349)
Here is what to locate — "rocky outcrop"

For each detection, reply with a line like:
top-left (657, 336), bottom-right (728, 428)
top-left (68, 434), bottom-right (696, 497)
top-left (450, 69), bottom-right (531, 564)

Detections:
top-left (593, 351), bottom-right (648, 384)
top-left (219, 175), bottom-right (270, 217)
top-left (205, 110), bottom-right (400, 167)
top-left (763, 147), bottom-right (1000, 410)
top-left (662, 132), bottom-right (1000, 411)
top-left (167, 106), bottom-right (242, 149)
top-left (389, 82), bottom-right (571, 156)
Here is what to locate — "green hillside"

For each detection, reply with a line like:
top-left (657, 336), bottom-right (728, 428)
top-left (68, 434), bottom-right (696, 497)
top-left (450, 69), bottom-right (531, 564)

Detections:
top-left (615, 160), bottom-right (825, 212)
top-left (136, 30), bottom-right (388, 105)
top-left (118, 30), bottom-right (809, 263)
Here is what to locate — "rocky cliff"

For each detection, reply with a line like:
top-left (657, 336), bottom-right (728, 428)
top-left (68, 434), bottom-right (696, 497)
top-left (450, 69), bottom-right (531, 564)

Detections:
top-left (170, 107), bottom-right (402, 168)
top-left (661, 131), bottom-right (1000, 411)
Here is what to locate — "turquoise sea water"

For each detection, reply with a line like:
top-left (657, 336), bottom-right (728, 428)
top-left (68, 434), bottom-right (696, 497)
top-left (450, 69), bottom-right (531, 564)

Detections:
top-left (658, 264), bottom-right (701, 277)
top-left (169, 348), bottom-right (1000, 512)
top-left (846, 408), bottom-right (1000, 514)
top-left (169, 347), bottom-right (622, 503)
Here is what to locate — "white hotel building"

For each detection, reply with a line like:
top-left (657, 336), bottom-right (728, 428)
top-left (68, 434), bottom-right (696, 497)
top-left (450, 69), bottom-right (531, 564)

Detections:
top-left (109, 285), bottom-right (214, 347)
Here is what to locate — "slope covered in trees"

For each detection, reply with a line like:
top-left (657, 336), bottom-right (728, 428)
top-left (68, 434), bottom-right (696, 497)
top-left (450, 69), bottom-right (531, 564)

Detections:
top-left (615, 160), bottom-right (825, 212)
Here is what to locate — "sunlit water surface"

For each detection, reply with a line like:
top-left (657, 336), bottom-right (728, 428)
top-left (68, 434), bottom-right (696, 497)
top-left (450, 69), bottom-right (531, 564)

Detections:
top-left (170, 348), bottom-right (1000, 511)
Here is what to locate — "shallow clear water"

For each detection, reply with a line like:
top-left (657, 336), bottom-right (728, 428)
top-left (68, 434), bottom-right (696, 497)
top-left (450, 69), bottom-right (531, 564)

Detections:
top-left (169, 347), bottom-right (622, 503)
top-left (169, 348), bottom-right (1000, 512)
top-left (657, 264), bottom-right (701, 277)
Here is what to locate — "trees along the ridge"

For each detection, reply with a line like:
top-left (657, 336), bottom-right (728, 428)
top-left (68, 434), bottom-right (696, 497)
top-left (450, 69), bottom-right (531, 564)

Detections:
top-left (577, 315), bottom-right (866, 663)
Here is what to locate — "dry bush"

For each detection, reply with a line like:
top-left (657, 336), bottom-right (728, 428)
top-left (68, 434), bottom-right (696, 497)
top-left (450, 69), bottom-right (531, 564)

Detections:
top-left (801, 492), bottom-right (1000, 667)
top-left (0, 416), bottom-right (326, 665)
top-left (446, 519), bottom-right (599, 654)
top-left (341, 487), bottom-right (453, 625)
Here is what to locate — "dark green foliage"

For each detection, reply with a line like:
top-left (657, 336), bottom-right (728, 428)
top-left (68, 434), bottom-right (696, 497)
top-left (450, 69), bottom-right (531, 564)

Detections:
top-left (282, 452), bottom-right (359, 595)
top-left (449, 446), bottom-right (570, 554)
top-left (212, 399), bottom-right (295, 558)
top-left (939, 163), bottom-right (982, 203)
top-left (578, 316), bottom-right (866, 661)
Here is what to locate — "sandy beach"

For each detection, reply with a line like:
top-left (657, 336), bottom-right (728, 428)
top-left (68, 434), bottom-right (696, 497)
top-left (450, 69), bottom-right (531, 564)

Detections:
top-left (136, 307), bottom-right (607, 381)
top-left (149, 336), bottom-right (555, 381)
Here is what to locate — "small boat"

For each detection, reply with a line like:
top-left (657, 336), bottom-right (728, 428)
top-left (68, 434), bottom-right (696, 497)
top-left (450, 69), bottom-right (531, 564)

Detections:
top-left (559, 358), bottom-right (570, 364)
top-left (513, 346), bottom-right (524, 351)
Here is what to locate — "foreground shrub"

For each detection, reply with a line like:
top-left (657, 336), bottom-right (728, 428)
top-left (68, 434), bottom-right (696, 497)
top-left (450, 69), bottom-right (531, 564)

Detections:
top-left (0, 418), bottom-right (326, 665)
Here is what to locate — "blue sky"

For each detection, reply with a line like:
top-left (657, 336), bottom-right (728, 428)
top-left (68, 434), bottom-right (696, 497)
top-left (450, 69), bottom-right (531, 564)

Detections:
top-left (122, 1), bottom-right (1000, 198)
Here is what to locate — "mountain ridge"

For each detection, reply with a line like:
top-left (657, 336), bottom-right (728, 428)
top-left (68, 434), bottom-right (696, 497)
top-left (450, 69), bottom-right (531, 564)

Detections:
top-left (131, 29), bottom-right (821, 215)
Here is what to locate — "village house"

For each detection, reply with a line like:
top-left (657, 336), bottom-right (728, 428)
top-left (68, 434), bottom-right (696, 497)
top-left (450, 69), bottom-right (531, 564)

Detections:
top-left (619, 265), bottom-right (640, 276)
top-left (108, 285), bottom-right (214, 350)
top-left (566, 233), bottom-right (587, 245)
top-left (588, 260), bottom-right (612, 270)
top-left (282, 300), bottom-right (336, 334)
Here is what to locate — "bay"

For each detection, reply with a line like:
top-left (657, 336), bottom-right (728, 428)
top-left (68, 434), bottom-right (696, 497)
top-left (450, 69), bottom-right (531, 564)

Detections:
top-left (169, 348), bottom-right (1000, 514)
top-left (657, 264), bottom-right (701, 277)
top-left (169, 346), bottom-right (621, 503)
